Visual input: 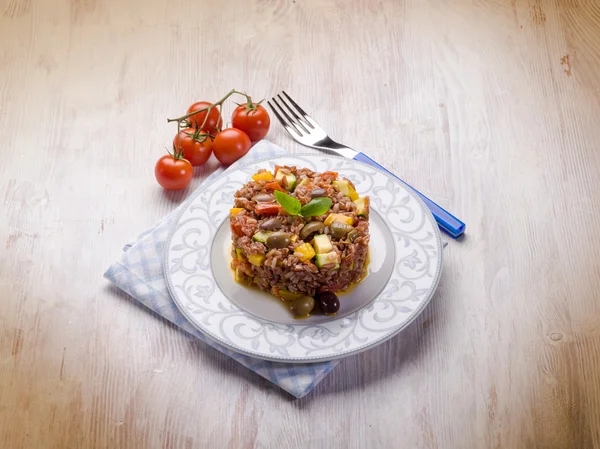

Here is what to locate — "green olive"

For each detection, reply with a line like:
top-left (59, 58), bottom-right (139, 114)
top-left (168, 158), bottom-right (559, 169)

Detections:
top-left (310, 188), bottom-right (327, 198)
top-left (330, 221), bottom-right (354, 239)
top-left (299, 221), bottom-right (325, 240)
top-left (346, 229), bottom-right (359, 242)
top-left (265, 232), bottom-right (291, 248)
top-left (252, 193), bottom-right (275, 203)
top-left (289, 296), bottom-right (315, 317)
top-left (259, 217), bottom-right (283, 231)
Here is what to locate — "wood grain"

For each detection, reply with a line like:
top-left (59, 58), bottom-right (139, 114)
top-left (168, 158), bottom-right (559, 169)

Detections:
top-left (1, 0), bottom-right (600, 447)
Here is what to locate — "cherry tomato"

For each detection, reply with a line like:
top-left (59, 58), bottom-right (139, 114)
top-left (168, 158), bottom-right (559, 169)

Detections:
top-left (264, 182), bottom-right (286, 192)
top-left (173, 128), bottom-right (212, 166)
top-left (230, 221), bottom-right (244, 238)
top-left (255, 203), bottom-right (282, 215)
top-left (155, 155), bottom-right (193, 190)
top-left (186, 101), bottom-right (222, 134)
top-left (212, 128), bottom-right (251, 166)
top-left (231, 104), bottom-right (270, 141)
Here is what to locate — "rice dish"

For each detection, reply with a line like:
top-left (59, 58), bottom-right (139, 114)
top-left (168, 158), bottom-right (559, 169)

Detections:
top-left (229, 165), bottom-right (370, 317)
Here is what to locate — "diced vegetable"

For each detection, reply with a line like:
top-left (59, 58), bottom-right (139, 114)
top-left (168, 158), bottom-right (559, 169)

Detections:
top-left (230, 208), bottom-right (244, 215)
top-left (315, 251), bottom-right (340, 269)
top-left (283, 174), bottom-right (297, 191)
top-left (248, 254), bottom-right (266, 266)
top-left (347, 184), bottom-right (359, 201)
top-left (324, 213), bottom-right (354, 226)
top-left (252, 231), bottom-right (273, 243)
top-left (264, 182), bottom-right (286, 192)
top-left (235, 248), bottom-right (245, 260)
top-left (252, 171), bottom-right (274, 182)
top-left (235, 268), bottom-right (252, 284)
top-left (290, 234), bottom-right (298, 243)
top-left (332, 180), bottom-right (350, 196)
top-left (332, 180), bottom-right (359, 201)
top-left (255, 203), bottom-right (282, 215)
top-left (298, 178), bottom-right (310, 187)
top-left (275, 170), bottom-right (297, 191)
top-left (312, 234), bottom-right (333, 254)
top-left (354, 198), bottom-right (368, 218)
top-left (294, 243), bottom-right (316, 262)
top-left (230, 221), bottom-right (244, 238)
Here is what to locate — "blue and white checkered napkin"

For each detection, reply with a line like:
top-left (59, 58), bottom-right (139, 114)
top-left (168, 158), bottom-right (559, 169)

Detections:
top-left (104, 140), bottom-right (337, 398)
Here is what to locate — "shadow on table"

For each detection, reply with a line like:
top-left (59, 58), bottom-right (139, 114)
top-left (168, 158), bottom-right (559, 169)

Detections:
top-left (294, 280), bottom-right (449, 405)
top-left (104, 271), bottom-right (449, 402)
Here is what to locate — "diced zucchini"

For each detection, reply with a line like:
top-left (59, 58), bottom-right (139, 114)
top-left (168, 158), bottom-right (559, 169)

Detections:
top-left (293, 242), bottom-right (316, 262)
top-left (354, 198), bottom-right (368, 218)
top-left (332, 180), bottom-right (350, 196)
top-left (248, 254), bottom-right (265, 266)
top-left (298, 178), bottom-right (310, 187)
top-left (235, 248), bottom-right (245, 260)
top-left (252, 231), bottom-right (272, 243)
top-left (275, 171), bottom-right (297, 191)
top-left (312, 234), bottom-right (333, 254)
top-left (252, 171), bottom-right (274, 182)
top-left (324, 213), bottom-right (354, 226)
top-left (315, 251), bottom-right (340, 269)
top-left (234, 268), bottom-right (252, 284)
top-left (230, 208), bottom-right (244, 215)
top-left (333, 180), bottom-right (359, 201)
top-left (347, 184), bottom-right (359, 201)
top-left (290, 234), bottom-right (298, 243)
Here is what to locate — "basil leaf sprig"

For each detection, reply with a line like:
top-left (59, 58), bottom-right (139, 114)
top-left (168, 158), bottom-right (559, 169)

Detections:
top-left (300, 197), bottom-right (332, 217)
top-left (274, 191), bottom-right (332, 218)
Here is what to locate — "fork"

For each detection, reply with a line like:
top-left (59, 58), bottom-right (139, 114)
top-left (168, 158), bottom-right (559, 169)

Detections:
top-left (267, 91), bottom-right (466, 238)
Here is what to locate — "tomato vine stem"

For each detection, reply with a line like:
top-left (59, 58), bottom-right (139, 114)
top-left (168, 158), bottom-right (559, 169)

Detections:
top-left (167, 89), bottom-right (254, 136)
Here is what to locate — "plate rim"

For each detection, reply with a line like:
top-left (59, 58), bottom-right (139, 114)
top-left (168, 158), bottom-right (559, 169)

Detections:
top-left (163, 153), bottom-right (443, 363)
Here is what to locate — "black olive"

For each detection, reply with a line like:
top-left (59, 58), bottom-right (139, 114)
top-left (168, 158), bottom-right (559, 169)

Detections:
top-left (316, 291), bottom-right (340, 314)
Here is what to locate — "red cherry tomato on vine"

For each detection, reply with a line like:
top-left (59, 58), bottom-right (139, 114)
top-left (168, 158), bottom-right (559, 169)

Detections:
top-left (173, 128), bottom-right (212, 166)
top-left (231, 104), bottom-right (270, 141)
top-left (186, 101), bottom-right (222, 134)
top-left (155, 154), bottom-right (193, 190)
top-left (212, 128), bottom-right (251, 166)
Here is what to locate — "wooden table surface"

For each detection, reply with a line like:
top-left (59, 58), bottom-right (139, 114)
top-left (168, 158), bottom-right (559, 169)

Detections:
top-left (2, 0), bottom-right (600, 447)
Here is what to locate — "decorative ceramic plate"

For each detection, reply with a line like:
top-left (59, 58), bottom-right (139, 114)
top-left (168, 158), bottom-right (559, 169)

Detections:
top-left (164, 155), bottom-right (443, 363)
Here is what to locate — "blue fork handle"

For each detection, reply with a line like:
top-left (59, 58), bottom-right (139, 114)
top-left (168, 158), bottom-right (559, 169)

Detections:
top-left (353, 152), bottom-right (466, 238)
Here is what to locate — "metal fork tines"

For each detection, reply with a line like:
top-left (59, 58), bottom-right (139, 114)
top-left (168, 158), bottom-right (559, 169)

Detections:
top-left (267, 92), bottom-right (358, 158)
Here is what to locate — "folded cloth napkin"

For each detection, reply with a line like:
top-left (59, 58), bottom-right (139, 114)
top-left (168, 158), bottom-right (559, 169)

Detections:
top-left (104, 140), bottom-right (337, 398)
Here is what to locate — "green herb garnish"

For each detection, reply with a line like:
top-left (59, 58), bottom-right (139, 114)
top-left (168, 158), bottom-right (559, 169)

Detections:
top-left (274, 191), bottom-right (332, 218)
top-left (300, 197), bottom-right (333, 217)
top-left (274, 190), bottom-right (301, 215)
